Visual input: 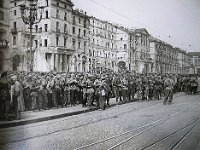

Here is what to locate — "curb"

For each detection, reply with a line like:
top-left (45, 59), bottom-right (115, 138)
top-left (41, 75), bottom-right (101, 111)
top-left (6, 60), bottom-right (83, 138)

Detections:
top-left (0, 93), bottom-right (184, 129)
top-left (0, 107), bottom-right (99, 129)
top-left (0, 103), bottom-right (119, 129)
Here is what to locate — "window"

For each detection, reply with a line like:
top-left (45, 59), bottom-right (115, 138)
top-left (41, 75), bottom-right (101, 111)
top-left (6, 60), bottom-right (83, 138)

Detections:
top-left (64, 24), bottom-right (67, 33)
top-left (45, 11), bottom-right (48, 18)
top-left (44, 24), bottom-right (48, 32)
top-left (35, 25), bottom-right (38, 32)
top-left (35, 40), bottom-right (38, 48)
top-left (84, 41), bottom-right (86, 52)
top-left (73, 16), bottom-right (76, 24)
top-left (120, 38), bottom-right (123, 41)
top-left (64, 13), bottom-right (67, 20)
top-left (13, 22), bottom-right (17, 29)
top-left (64, 37), bottom-right (67, 47)
top-left (72, 26), bottom-right (75, 34)
top-left (14, 2), bottom-right (17, 7)
top-left (56, 36), bottom-right (59, 46)
top-left (84, 30), bottom-right (86, 37)
top-left (56, 22), bottom-right (59, 29)
top-left (0, 11), bottom-right (4, 21)
top-left (56, 10), bottom-right (59, 19)
top-left (124, 44), bottom-right (127, 50)
top-left (13, 36), bottom-right (16, 45)
top-left (39, 27), bottom-right (42, 32)
top-left (78, 41), bottom-right (81, 49)
top-left (65, 4), bottom-right (67, 9)
top-left (57, 2), bottom-right (59, 6)
top-left (14, 10), bottom-right (17, 16)
top-left (46, 0), bottom-right (48, 6)
top-left (78, 28), bottom-right (81, 36)
top-left (72, 39), bottom-right (76, 49)
top-left (84, 20), bottom-right (87, 28)
top-left (44, 39), bottom-right (47, 47)
top-left (79, 18), bottom-right (81, 24)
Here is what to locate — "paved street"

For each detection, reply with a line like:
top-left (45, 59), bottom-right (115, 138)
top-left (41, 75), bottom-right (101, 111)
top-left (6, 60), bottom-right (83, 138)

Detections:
top-left (0, 93), bottom-right (200, 150)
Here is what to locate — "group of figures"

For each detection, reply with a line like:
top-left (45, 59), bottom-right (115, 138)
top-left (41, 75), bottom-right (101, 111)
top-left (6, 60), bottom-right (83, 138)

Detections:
top-left (0, 70), bottom-right (200, 121)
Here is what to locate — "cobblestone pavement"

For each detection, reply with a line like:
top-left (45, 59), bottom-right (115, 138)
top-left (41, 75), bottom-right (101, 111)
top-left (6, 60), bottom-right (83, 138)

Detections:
top-left (0, 93), bottom-right (200, 150)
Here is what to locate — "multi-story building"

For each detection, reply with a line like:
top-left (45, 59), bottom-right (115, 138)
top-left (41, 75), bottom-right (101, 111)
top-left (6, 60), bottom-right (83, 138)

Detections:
top-left (69, 9), bottom-right (90, 72)
top-left (150, 36), bottom-right (179, 74)
top-left (115, 26), bottom-right (129, 71)
top-left (176, 48), bottom-right (191, 74)
top-left (0, 0), bottom-right (10, 71)
top-left (9, 0), bottom-right (90, 72)
top-left (35, 0), bottom-right (90, 72)
top-left (34, 0), bottom-right (76, 72)
top-left (5, 0), bottom-right (194, 74)
top-left (89, 17), bottom-right (117, 73)
top-left (130, 28), bottom-right (151, 74)
top-left (188, 52), bottom-right (200, 74)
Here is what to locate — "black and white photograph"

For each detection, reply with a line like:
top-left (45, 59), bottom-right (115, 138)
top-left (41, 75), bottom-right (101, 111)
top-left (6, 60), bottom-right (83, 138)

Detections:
top-left (0, 0), bottom-right (200, 149)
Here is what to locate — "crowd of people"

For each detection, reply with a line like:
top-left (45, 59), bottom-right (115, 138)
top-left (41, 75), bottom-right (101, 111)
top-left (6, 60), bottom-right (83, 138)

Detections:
top-left (0, 70), bottom-right (200, 121)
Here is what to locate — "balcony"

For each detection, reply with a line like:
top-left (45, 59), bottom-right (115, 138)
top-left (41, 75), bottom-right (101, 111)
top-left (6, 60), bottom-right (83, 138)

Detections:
top-left (0, 39), bottom-right (9, 48)
top-left (11, 28), bottom-right (17, 34)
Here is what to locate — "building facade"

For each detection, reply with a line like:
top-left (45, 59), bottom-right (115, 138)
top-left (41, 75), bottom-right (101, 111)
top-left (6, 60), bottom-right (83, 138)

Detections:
top-left (9, 0), bottom-right (90, 73)
top-left (130, 28), bottom-right (151, 74)
top-left (150, 36), bottom-right (181, 74)
top-left (89, 17), bottom-right (118, 73)
top-left (188, 52), bottom-right (200, 74)
top-left (2, 0), bottom-right (193, 74)
top-left (176, 48), bottom-right (191, 74)
top-left (0, 0), bottom-right (10, 71)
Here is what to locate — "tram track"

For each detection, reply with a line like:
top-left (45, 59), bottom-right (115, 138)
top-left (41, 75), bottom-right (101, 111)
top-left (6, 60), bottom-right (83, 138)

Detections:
top-left (72, 104), bottom-right (195, 150)
top-left (0, 94), bottom-right (193, 146)
top-left (139, 117), bottom-right (200, 150)
top-left (0, 100), bottom-right (166, 145)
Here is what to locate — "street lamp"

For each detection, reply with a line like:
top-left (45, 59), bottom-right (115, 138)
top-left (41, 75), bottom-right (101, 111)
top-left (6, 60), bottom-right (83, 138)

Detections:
top-left (19, 0), bottom-right (45, 72)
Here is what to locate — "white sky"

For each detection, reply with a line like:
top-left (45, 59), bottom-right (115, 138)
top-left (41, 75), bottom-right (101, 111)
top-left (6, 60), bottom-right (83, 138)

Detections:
top-left (72, 0), bottom-right (200, 52)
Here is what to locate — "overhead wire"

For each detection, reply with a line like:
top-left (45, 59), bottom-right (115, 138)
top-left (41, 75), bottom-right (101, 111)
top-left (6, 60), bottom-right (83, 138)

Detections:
top-left (86, 0), bottom-right (199, 51)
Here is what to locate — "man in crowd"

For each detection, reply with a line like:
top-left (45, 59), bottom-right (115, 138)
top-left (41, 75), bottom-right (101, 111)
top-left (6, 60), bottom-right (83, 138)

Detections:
top-left (10, 75), bottom-right (25, 120)
top-left (163, 75), bottom-right (174, 105)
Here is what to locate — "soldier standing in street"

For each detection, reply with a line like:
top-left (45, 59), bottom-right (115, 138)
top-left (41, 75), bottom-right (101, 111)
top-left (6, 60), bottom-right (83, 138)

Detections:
top-left (163, 75), bottom-right (174, 105)
top-left (112, 74), bottom-right (122, 103)
top-left (10, 75), bottom-right (25, 120)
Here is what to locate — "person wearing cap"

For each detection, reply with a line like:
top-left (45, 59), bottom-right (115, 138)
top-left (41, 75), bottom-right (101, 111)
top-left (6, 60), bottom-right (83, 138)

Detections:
top-left (104, 74), bottom-right (112, 107)
top-left (0, 72), bottom-right (10, 120)
top-left (121, 76), bottom-right (129, 103)
top-left (86, 75), bottom-right (95, 106)
top-left (98, 79), bottom-right (108, 110)
top-left (163, 75), bottom-right (174, 105)
top-left (112, 74), bottom-right (122, 103)
top-left (10, 75), bottom-right (25, 120)
top-left (93, 76), bottom-right (101, 108)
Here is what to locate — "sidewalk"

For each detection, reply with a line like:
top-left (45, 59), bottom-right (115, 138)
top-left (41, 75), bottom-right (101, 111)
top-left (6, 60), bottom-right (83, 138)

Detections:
top-left (0, 92), bottom-right (184, 129)
top-left (0, 98), bottom-right (118, 129)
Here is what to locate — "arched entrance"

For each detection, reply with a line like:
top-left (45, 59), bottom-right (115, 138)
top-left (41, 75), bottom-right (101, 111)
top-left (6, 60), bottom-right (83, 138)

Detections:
top-left (12, 54), bottom-right (20, 71)
top-left (118, 61), bottom-right (126, 70)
